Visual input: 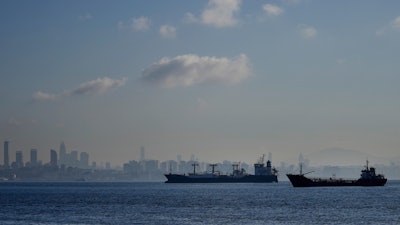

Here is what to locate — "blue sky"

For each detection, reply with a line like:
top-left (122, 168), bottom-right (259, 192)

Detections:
top-left (1, 0), bottom-right (400, 166)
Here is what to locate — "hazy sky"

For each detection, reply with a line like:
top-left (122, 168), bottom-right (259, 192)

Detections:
top-left (1, 0), bottom-right (400, 166)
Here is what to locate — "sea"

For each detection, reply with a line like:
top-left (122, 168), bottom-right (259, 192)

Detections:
top-left (0, 181), bottom-right (399, 225)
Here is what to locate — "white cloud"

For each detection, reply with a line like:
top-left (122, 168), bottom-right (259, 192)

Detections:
top-left (392, 16), bottom-right (400, 29)
top-left (376, 16), bottom-right (400, 36)
top-left (69, 77), bottom-right (127, 96)
top-left (78, 13), bottom-right (93, 21)
top-left (141, 54), bottom-right (251, 88)
top-left (183, 12), bottom-right (198, 24)
top-left (32, 91), bottom-right (57, 101)
top-left (200, 0), bottom-right (241, 28)
top-left (298, 24), bottom-right (317, 39)
top-left (160, 25), bottom-right (177, 39)
top-left (129, 16), bottom-right (151, 31)
top-left (263, 4), bottom-right (284, 16)
top-left (32, 77), bottom-right (127, 101)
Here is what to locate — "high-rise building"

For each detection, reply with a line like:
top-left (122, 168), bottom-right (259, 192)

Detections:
top-left (59, 141), bottom-right (66, 165)
top-left (70, 150), bottom-right (78, 166)
top-left (50, 149), bottom-right (57, 167)
top-left (16, 150), bottom-right (23, 168)
top-left (140, 146), bottom-right (145, 161)
top-left (30, 149), bottom-right (37, 165)
top-left (80, 152), bottom-right (89, 168)
top-left (3, 141), bottom-right (9, 168)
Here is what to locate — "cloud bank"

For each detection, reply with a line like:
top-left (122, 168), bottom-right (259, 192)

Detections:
top-left (141, 54), bottom-right (251, 88)
top-left (33, 77), bottom-right (127, 101)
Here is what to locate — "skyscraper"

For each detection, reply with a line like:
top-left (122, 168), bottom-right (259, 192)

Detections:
top-left (59, 141), bottom-right (66, 165)
top-left (80, 152), bottom-right (89, 168)
top-left (3, 141), bottom-right (9, 168)
top-left (16, 150), bottom-right (23, 168)
top-left (30, 149), bottom-right (37, 165)
top-left (50, 149), bottom-right (57, 167)
top-left (140, 146), bottom-right (145, 161)
top-left (70, 150), bottom-right (78, 167)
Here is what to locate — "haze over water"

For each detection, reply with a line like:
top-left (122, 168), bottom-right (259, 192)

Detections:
top-left (1, 1), bottom-right (400, 170)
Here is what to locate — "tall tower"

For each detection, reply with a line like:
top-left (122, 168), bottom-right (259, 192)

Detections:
top-left (30, 149), bottom-right (38, 165)
top-left (59, 141), bottom-right (66, 165)
top-left (50, 149), bottom-right (58, 167)
top-left (140, 146), bottom-right (145, 161)
top-left (80, 152), bottom-right (89, 168)
top-left (16, 150), bottom-right (23, 168)
top-left (4, 141), bottom-right (9, 168)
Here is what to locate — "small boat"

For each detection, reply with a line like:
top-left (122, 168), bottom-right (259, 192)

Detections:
top-left (286, 160), bottom-right (387, 187)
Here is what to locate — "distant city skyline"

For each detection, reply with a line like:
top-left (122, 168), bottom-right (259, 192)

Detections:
top-left (1, 1), bottom-right (400, 166)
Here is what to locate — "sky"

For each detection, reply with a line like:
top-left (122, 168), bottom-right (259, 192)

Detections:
top-left (1, 0), bottom-right (400, 167)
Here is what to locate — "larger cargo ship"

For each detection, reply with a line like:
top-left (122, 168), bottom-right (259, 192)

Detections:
top-left (286, 160), bottom-right (387, 187)
top-left (164, 156), bottom-right (278, 183)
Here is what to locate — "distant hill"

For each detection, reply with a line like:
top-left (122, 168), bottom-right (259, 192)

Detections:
top-left (305, 147), bottom-right (388, 166)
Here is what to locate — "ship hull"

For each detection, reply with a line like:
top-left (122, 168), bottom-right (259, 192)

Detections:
top-left (165, 174), bottom-right (278, 183)
top-left (286, 174), bottom-right (387, 187)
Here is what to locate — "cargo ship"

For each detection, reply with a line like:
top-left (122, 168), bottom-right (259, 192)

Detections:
top-left (164, 156), bottom-right (278, 183)
top-left (286, 160), bottom-right (387, 187)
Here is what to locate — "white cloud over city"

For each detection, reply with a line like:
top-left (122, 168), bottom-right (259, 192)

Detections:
top-left (141, 54), bottom-right (251, 88)
top-left (33, 77), bottom-right (127, 101)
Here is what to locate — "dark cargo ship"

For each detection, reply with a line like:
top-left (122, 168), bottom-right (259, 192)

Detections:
top-left (286, 161), bottom-right (387, 187)
top-left (165, 156), bottom-right (278, 183)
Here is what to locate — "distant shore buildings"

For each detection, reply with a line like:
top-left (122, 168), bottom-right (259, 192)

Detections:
top-left (2, 140), bottom-right (400, 181)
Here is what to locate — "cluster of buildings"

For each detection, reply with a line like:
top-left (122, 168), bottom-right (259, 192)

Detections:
top-left (1, 140), bottom-right (256, 181)
top-left (0, 140), bottom-right (100, 181)
top-left (123, 151), bottom-right (251, 179)
top-left (1, 141), bottom-right (91, 170)
top-left (4, 139), bottom-right (400, 181)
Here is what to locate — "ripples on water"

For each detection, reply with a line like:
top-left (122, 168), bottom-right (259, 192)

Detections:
top-left (0, 181), bottom-right (399, 224)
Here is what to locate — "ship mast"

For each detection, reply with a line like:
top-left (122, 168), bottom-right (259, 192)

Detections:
top-left (258, 154), bottom-right (265, 164)
top-left (192, 163), bottom-right (199, 175)
top-left (209, 164), bottom-right (217, 174)
top-left (300, 163), bottom-right (303, 175)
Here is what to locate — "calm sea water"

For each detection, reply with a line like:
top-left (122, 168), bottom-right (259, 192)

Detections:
top-left (0, 181), bottom-right (399, 225)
